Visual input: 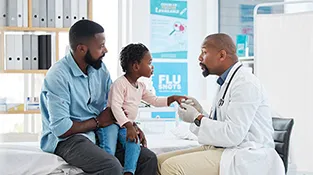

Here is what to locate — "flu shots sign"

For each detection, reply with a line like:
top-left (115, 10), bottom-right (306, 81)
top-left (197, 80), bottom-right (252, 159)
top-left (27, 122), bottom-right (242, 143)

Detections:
top-left (151, 62), bottom-right (188, 118)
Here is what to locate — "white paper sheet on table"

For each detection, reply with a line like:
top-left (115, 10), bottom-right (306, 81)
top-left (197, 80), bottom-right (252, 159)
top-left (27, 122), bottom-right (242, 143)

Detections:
top-left (0, 133), bottom-right (199, 174)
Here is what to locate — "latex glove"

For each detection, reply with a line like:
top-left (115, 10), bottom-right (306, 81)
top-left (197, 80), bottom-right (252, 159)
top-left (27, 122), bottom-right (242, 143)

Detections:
top-left (183, 96), bottom-right (209, 116)
top-left (178, 103), bottom-right (201, 123)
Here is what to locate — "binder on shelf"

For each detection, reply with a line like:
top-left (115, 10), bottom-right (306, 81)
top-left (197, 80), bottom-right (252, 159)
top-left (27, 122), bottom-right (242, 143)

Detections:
top-left (5, 35), bottom-right (15, 70)
top-left (39, 0), bottom-right (47, 27)
top-left (22, 0), bottom-right (28, 27)
top-left (7, 0), bottom-right (18, 26)
top-left (32, 0), bottom-right (40, 27)
top-left (63, 0), bottom-right (71, 28)
top-left (22, 34), bottom-right (31, 70)
top-left (78, 0), bottom-right (88, 20)
top-left (14, 35), bottom-right (23, 70)
top-left (38, 35), bottom-right (47, 69)
top-left (47, 0), bottom-right (55, 28)
top-left (46, 35), bottom-right (52, 69)
top-left (0, 0), bottom-right (7, 27)
top-left (70, 0), bottom-right (79, 25)
top-left (17, 0), bottom-right (23, 27)
top-left (55, 0), bottom-right (63, 28)
top-left (31, 35), bottom-right (38, 70)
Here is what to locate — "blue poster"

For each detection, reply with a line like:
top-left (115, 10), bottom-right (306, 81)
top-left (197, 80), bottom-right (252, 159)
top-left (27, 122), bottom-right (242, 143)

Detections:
top-left (239, 4), bottom-right (272, 56)
top-left (240, 5), bottom-right (272, 23)
top-left (151, 62), bottom-right (188, 118)
top-left (150, 0), bottom-right (188, 59)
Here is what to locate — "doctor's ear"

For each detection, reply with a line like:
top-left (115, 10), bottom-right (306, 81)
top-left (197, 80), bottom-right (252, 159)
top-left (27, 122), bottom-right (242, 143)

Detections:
top-left (219, 50), bottom-right (227, 60)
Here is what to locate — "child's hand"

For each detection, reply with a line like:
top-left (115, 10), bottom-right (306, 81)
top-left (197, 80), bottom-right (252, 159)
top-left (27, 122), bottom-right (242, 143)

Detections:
top-left (125, 123), bottom-right (138, 143)
top-left (172, 95), bottom-right (188, 105)
top-left (134, 123), bottom-right (147, 147)
top-left (175, 95), bottom-right (188, 104)
top-left (168, 95), bottom-right (187, 106)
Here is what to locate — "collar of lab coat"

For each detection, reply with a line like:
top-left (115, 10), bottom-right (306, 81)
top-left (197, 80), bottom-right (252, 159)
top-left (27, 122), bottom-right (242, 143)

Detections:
top-left (223, 61), bottom-right (242, 85)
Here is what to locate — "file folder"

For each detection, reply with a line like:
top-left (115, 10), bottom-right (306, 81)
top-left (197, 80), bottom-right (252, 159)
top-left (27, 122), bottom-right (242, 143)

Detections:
top-left (38, 35), bottom-right (47, 69)
top-left (47, 0), bottom-right (55, 28)
top-left (70, 0), bottom-right (79, 25)
top-left (32, 0), bottom-right (39, 27)
top-left (78, 0), bottom-right (88, 20)
top-left (22, 35), bottom-right (31, 70)
top-left (7, 0), bottom-right (18, 26)
top-left (46, 35), bottom-right (52, 69)
top-left (17, 0), bottom-right (23, 27)
top-left (5, 35), bottom-right (15, 70)
top-left (39, 0), bottom-right (47, 27)
top-left (31, 35), bottom-right (38, 70)
top-left (0, 0), bottom-right (7, 27)
top-left (14, 35), bottom-right (23, 70)
top-left (22, 0), bottom-right (28, 27)
top-left (55, 0), bottom-right (63, 28)
top-left (63, 0), bottom-right (71, 28)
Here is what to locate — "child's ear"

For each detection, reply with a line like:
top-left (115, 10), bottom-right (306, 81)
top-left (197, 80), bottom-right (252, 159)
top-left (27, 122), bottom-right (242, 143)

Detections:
top-left (133, 62), bottom-right (140, 71)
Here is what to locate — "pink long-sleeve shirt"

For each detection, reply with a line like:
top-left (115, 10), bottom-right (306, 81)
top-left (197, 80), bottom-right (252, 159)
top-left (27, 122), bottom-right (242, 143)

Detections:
top-left (107, 76), bottom-right (168, 127)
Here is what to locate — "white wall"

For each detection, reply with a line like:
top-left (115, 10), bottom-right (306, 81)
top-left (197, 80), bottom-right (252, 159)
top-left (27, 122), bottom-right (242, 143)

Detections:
top-left (255, 3), bottom-right (313, 173)
top-left (129, 0), bottom-right (219, 105)
top-left (283, 1), bottom-right (313, 173)
top-left (285, 0), bottom-right (313, 13)
top-left (93, 0), bottom-right (119, 80)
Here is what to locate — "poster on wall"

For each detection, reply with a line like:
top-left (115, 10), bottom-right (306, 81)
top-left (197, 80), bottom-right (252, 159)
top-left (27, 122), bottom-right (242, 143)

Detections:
top-left (239, 4), bottom-right (272, 56)
top-left (151, 62), bottom-right (188, 118)
top-left (150, 0), bottom-right (188, 59)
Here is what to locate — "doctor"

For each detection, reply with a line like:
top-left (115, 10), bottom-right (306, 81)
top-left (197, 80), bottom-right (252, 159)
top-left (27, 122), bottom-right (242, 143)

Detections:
top-left (157, 33), bottom-right (285, 175)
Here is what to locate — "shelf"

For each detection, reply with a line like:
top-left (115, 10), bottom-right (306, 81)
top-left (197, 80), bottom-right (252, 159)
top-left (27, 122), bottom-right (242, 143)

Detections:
top-left (239, 56), bottom-right (254, 61)
top-left (0, 27), bottom-right (70, 32)
top-left (0, 110), bottom-right (40, 114)
top-left (2, 70), bottom-right (48, 74)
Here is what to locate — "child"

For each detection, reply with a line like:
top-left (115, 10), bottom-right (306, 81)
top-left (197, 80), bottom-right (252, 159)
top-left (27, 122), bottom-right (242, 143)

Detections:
top-left (96, 43), bottom-right (186, 175)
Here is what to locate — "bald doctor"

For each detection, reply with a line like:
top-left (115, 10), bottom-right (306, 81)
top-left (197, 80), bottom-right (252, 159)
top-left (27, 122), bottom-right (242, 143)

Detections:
top-left (157, 33), bottom-right (285, 175)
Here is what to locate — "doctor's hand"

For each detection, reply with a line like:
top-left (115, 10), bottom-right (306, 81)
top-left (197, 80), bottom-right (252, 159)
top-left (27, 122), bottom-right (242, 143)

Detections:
top-left (178, 103), bottom-right (201, 123)
top-left (183, 96), bottom-right (204, 114)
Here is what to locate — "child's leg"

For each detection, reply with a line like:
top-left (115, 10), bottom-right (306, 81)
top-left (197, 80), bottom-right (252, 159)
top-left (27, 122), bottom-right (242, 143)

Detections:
top-left (118, 127), bottom-right (141, 175)
top-left (96, 124), bottom-right (119, 155)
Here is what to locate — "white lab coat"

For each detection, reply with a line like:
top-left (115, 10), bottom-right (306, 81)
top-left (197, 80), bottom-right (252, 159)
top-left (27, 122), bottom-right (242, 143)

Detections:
top-left (190, 62), bottom-right (285, 175)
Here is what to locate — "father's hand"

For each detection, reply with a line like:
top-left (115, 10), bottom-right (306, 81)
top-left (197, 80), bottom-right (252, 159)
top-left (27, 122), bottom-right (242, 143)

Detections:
top-left (134, 123), bottom-right (147, 147)
top-left (96, 107), bottom-right (116, 128)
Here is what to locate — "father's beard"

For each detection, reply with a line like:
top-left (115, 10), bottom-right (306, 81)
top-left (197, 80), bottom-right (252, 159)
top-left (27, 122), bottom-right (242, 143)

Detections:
top-left (85, 50), bottom-right (105, 70)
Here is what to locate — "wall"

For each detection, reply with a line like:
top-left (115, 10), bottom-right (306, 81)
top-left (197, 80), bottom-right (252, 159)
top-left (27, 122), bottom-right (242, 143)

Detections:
top-left (255, 1), bottom-right (313, 173)
top-left (129, 0), bottom-right (219, 104)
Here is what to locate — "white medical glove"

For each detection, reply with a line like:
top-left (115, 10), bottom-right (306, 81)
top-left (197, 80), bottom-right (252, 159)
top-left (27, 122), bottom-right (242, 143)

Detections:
top-left (178, 103), bottom-right (201, 123)
top-left (183, 96), bottom-right (209, 116)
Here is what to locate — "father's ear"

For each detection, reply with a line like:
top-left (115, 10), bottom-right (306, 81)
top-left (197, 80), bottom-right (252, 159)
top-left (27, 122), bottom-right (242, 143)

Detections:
top-left (76, 44), bottom-right (88, 54)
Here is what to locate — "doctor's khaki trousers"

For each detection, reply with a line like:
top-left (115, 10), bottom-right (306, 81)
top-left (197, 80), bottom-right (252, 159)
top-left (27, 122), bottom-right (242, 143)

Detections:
top-left (157, 145), bottom-right (224, 175)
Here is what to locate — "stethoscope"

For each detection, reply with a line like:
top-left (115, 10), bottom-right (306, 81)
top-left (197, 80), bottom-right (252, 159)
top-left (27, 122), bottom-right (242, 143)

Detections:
top-left (218, 64), bottom-right (242, 107)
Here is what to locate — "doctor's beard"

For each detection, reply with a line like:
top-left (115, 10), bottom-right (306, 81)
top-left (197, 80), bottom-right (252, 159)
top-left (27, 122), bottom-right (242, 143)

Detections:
top-left (84, 50), bottom-right (105, 70)
top-left (200, 63), bottom-right (210, 77)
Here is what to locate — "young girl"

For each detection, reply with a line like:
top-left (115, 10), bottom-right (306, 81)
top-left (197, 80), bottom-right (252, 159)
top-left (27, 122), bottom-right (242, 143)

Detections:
top-left (96, 43), bottom-right (186, 175)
